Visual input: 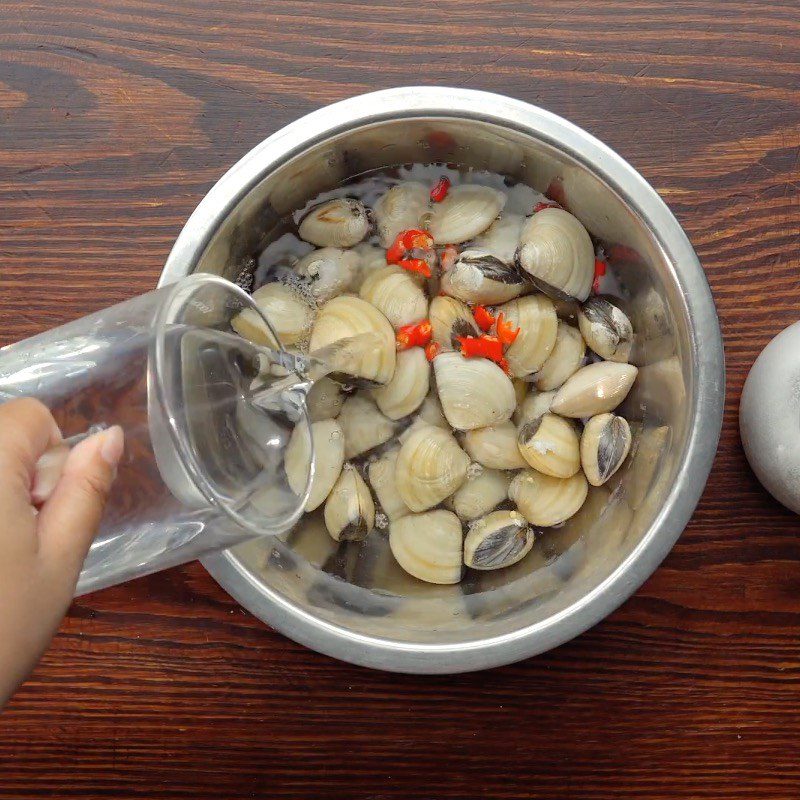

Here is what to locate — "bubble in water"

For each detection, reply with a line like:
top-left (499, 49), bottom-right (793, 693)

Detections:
top-left (375, 512), bottom-right (389, 530)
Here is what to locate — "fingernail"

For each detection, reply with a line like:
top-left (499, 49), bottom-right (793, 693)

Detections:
top-left (100, 426), bottom-right (125, 468)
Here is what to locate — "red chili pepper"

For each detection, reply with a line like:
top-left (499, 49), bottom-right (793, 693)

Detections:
top-left (398, 257), bottom-right (432, 278)
top-left (533, 201), bottom-right (560, 213)
top-left (440, 244), bottom-right (458, 272)
top-left (472, 305), bottom-right (496, 332)
top-left (430, 176), bottom-right (451, 203)
top-left (495, 313), bottom-right (520, 345)
top-left (592, 258), bottom-right (607, 294)
top-left (498, 357), bottom-right (511, 375)
top-left (387, 229), bottom-right (435, 266)
top-left (396, 320), bottom-right (432, 350)
top-left (456, 335), bottom-right (504, 364)
top-left (425, 341), bottom-right (441, 361)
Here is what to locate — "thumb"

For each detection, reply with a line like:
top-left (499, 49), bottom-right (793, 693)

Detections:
top-left (36, 426), bottom-right (124, 579)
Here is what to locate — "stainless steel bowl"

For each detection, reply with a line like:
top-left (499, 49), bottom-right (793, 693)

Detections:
top-left (160, 87), bottom-right (724, 673)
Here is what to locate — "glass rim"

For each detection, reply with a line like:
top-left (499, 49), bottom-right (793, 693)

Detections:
top-left (151, 273), bottom-right (313, 537)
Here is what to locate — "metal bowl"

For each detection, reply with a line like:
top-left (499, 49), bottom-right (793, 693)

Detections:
top-left (160, 87), bottom-right (724, 673)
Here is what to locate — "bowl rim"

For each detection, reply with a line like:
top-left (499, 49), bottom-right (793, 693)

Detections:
top-left (161, 86), bottom-right (725, 673)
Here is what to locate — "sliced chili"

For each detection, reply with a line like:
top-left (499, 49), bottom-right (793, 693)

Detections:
top-left (424, 341), bottom-right (441, 361)
top-left (396, 320), bottom-right (432, 350)
top-left (472, 305), bottom-right (496, 332)
top-left (533, 200), bottom-right (560, 213)
top-left (456, 334), bottom-right (504, 364)
top-left (430, 176), bottom-right (451, 203)
top-left (495, 312), bottom-right (520, 345)
top-left (398, 257), bottom-right (432, 278)
top-left (592, 258), bottom-right (607, 294)
top-left (440, 244), bottom-right (458, 272)
top-left (387, 229), bottom-right (436, 273)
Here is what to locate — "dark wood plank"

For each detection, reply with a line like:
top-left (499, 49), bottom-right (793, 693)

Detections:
top-left (1, 0), bottom-right (800, 797)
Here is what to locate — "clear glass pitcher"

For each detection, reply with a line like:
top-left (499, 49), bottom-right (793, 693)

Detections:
top-left (0, 274), bottom-right (314, 595)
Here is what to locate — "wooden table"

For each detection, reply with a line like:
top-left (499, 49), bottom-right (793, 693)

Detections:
top-left (1, 1), bottom-right (798, 797)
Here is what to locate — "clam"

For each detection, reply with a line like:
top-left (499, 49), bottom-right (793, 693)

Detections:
top-left (512, 378), bottom-right (528, 408)
top-left (309, 295), bottom-right (396, 385)
top-left (395, 423), bottom-right (470, 512)
top-left (231, 282), bottom-right (313, 348)
top-left (416, 391), bottom-right (450, 430)
top-left (516, 208), bottom-right (594, 301)
top-left (496, 294), bottom-right (558, 378)
top-left (323, 463), bottom-right (376, 541)
top-left (517, 413), bottom-right (581, 478)
top-left (464, 510), bottom-right (534, 570)
top-left (429, 295), bottom-right (480, 351)
top-left (448, 468), bottom-right (511, 521)
top-left (509, 469), bottom-right (588, 527)
top-left (372, 181), bottom-right (429, 247)
top-left (367, 447), bottom-right (410, 522)
top-left (580, 413), bottom-right (632, 486)
top-left (305, 376), bottom-right (346, 422)
top-left (550, 361), bottom-right (638, 418)
top-left (359, 265), bottom-right (428, 329)
top-left (337, 394), bottom-right (397, 459)
top-left (463, 421), bottom-right (527, 470)
top-left (577, 296), bottom-right (634, 363)
top-left (372, 346), bottom-right (430, 421)
top-left (285, 419), bottom-right (345, 512)
top-left (472, 213), bottom-right (524, 264)
top-left (440, 249), bottom-right (526, 305)
top-left (534, 322), bottom-right (586, 391)
top-left (434, 351), bottom-right (516, 431)
top-left (294, 247), bottom-right (360, 303)
top-left (389, 510), bottom-right (463, 584)
top-left (298, 198), bottom-right (370, 248)
top-left (514, 390), bottom-right (556, 425)
top-left (427, 184), bottom-right (506, 244)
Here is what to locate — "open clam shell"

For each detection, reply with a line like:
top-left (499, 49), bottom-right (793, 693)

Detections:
top-left (368, 446), bottom-right (411, 522)
top-left (578, 296), bottom-right (634, 363)
top-left (509, 469), bottom-right (588, 528)
top-left (551, 361), bottom-right (638, 418)
top-left (517, 412), bottom-right (581, 478)
top-left (389, 510), bottom-right (464, 584)
top-left (516, 208), bottom-right (594, 301)
top-left (464, 510), bottom-right (534, 571)
top-left (534, 322), bottom-right (586, 391)
top-left (427, 184), bottom-right (506, 244)
top-left (372, 346), bottom-right (430, 421)
top-left (497, 294), bottom-right (558, 378)
top-left (580, 413), bottom-right (632, 486)
top-left (434, 351), bottom-right (516, 431)
top-left (298, 197), bottom-right (370, 248)
top-left (324, 463), bottom-right (376, 541)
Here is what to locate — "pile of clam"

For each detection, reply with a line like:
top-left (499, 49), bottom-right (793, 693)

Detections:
top-left (232, 174), bottom-right (638, 585)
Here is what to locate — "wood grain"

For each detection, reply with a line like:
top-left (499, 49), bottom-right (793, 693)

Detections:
top-left (1, 1), bottom-right (800, 797)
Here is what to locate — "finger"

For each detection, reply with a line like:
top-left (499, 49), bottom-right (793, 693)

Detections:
top-left (36, 426), bottom-right (124, 578)
top-left (0, 399), bottom-right (62, 488)
top-left (30, 444), bottom-right (70, 506)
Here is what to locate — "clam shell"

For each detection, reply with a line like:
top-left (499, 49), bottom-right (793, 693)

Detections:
top-left (509, 469), bottom-right (588, 527)
top-left (440, 249), bottom-right (526, 305)
top-left (359, 265), bottom-right (429, 329)
top-left (578, 296), bottom-right (634, 363)
top-left (472, 213), bottom-right (524, 264)
top-left (534, 322), bottom-right (586, 391)
top-left (324, 463), bottom-right (376, 541)
top-left (337, 394), bottom-right (397, 459)
top-left (427, 185), bottom-right (506, 244)
top-left (464, 421), bottom-right (527, 470)
top-left (298, 198), bottom-right (370, 248)
top-left (464, 510), bottom-right (534, 570)
top-left (372, 347), bottom-right (430, 420)
top-left (551, 361), bottom-right (638, 418)
top-left (395, 423), bottom-right (470, 512)
top-left (295, 247), bottom-right (360, 303)
top-left (516, 208), bottom-right (594, 301)
top-left (389, 510), bottom-right (463, 584)
top-left (434, 351), bottom-right (516, 431)
top-left (447, 468), bottom-right (511, 521)
top-left (517, 413), bottom-right (581, 478)
top-left (416, 391), bottom-right (450, 430)
top-left (309, 295), bottom-right (396, 385)
top-left (580, 413), bottom-right (632, 486)
top-left (514, 390), bottom-right (557, 425)
top-left (285, 419), bottom-right (345, 512)
top-left (367, 447), bottom-right (411, 522)
top-left (429, 295), bottom-right (480, 351)
top-left (306, 376), bottom-right (345, 422)
top-left (373, 181), bottom-right (429, 247)
top-left (497, 294), bottom-right (558, 378)
top-left (232, 282), bottom-right (313, 348)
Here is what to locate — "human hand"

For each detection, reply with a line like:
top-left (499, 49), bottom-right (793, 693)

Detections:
top-left (0, 399), bottom-right (123, 707)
